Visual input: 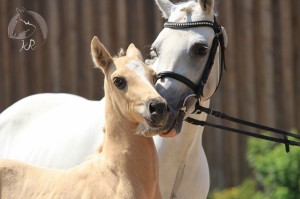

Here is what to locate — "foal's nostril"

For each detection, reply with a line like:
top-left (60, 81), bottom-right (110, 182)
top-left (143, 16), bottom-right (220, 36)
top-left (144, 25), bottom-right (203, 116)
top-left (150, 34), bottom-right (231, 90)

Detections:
top-left (166, 105), bottom-right (170, 112)
top-left (149, 101), bottom-right (167, 115)
top-left (147, 99), bottom-right (170, 126)
top-left (149, 103), bottom-right (157, 115)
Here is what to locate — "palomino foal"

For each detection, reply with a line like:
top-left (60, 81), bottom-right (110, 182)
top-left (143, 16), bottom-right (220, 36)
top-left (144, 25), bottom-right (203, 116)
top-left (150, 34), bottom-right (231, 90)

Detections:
top-left (0, 36), bottom-right (170, 199)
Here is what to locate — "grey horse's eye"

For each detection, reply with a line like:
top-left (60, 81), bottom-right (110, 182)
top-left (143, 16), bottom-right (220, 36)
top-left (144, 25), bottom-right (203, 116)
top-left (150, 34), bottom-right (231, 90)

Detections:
top-left (113, 77), bottom-right (126, 90)
top-left (191, 43), bottom-right (208, 57)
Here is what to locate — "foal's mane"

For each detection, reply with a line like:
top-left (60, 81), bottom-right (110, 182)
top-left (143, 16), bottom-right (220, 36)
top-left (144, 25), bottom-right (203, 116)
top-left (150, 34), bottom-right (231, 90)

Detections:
top-left (117, 48), bottom-right (125, 58)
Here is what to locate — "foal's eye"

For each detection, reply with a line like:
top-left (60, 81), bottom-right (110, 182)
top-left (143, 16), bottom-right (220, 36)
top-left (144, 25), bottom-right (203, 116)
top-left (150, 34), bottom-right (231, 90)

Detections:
top-left (192, 43), bottom-right (208, 57)
top-left (113, 77), bottom-right (126, 89)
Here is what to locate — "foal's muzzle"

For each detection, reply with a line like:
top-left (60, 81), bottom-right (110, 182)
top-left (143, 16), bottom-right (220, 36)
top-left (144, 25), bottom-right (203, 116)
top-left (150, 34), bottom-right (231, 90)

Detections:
top-left (146, 98), bottom-right (170, 127)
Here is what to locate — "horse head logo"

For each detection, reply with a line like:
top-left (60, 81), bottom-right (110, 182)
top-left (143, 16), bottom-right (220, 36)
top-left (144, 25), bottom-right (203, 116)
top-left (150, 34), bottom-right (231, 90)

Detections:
top-left (8, 7), bottom-right (48, 51)
top-left (11, 8), bottom-right (37, 39)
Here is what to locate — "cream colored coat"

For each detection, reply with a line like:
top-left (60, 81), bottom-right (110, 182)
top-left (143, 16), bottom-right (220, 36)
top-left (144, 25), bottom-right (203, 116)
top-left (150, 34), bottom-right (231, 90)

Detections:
top-left (0, 37), bottom-right (167, 199)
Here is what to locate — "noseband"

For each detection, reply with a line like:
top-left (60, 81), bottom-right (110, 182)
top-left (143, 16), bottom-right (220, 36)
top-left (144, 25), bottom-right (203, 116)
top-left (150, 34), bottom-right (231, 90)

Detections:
top-left (156, 16), bottom-right (226, 100)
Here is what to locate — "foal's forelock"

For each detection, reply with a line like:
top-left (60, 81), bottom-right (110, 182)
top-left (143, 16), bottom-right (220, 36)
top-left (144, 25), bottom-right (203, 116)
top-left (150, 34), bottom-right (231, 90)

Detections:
top-left (116, 49), bottom-right (125, 57)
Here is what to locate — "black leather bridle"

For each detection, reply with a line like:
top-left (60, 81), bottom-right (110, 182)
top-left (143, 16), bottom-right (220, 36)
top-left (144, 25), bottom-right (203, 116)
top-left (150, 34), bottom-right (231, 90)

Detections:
top-left (156, 16), bottom-right (226, 100)
top-left (155, 16), bottom-right (300, 153)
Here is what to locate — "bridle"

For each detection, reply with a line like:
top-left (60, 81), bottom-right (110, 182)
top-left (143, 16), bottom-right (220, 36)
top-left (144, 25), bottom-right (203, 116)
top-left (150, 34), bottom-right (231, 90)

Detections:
top-left (156, 16), bottom-right (226, 101)
top-left (155, 16), bottom-right (300, 152)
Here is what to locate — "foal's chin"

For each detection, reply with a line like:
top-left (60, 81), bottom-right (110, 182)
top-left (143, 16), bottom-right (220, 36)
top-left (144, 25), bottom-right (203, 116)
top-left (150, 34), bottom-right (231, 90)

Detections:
top-left (136, 123), bottom-right (164, 137)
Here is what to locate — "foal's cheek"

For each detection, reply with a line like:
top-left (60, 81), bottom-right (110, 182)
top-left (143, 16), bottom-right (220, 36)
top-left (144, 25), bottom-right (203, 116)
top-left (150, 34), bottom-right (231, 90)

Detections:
top-left (124, 103), bottom-right (145, 123)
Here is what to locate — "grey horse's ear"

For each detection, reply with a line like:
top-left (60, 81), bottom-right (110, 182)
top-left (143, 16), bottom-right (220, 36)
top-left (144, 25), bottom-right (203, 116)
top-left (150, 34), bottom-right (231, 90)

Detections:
top-left (198, 0), bottom-right (214, 14)
top-left (155, 0), bottom-right (174, 19)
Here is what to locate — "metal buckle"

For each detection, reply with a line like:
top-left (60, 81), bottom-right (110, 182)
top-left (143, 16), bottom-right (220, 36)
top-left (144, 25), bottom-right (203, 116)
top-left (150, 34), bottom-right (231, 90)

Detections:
top-left (181, 94), bottom-right (198, 114)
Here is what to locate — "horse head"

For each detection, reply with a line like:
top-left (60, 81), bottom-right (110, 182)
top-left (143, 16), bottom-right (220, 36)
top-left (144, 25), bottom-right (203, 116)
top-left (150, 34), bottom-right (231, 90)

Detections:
top-left (91, 36), bottom-right (171, 137)
top-left (12, 8), bottom-right (36, 39)
top-left (147, 0), bottom-right (228, 135)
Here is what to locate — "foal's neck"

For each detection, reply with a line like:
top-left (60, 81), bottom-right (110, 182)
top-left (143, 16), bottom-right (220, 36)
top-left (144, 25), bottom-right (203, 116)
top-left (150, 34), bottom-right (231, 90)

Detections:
top-left (102, 89), bottom-right (157, 169)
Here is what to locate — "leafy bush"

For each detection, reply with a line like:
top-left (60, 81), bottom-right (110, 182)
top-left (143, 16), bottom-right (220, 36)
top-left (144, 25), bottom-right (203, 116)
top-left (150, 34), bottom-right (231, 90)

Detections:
top-left (209, 179), bottom-right (263, 199)
top-left (210, 129), bottom-right (300, 199)
top-left (247, 129), bottom-right (300, 199)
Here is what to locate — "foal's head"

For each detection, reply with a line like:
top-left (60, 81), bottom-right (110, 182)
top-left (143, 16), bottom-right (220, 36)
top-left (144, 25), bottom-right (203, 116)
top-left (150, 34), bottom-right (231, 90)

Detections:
top-left (91, 36), bottom-right (170, 137)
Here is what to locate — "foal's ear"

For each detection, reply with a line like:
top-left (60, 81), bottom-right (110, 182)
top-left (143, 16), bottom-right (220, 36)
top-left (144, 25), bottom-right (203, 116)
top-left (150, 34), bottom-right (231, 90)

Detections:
top-left (198, 0), bottom-right (214, 14)
top-left (155, 0), bottom-right (174, 19)
top-left (126, 43), bottom-right (144, 61)
top-left (91, 36), bottom-right (113, 71)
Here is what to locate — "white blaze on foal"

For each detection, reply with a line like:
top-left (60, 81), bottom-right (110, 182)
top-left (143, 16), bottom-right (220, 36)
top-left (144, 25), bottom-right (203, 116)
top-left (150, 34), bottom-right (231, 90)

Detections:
top-left (126, 60), bottom-right (156, 88)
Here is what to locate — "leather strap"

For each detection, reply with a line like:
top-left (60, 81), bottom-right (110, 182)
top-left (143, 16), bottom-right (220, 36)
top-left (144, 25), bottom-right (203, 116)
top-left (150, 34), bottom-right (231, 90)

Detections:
top-left (157, 72), bottom-right (198, 93)
top-left (185, 104), bottom-right (300, 153)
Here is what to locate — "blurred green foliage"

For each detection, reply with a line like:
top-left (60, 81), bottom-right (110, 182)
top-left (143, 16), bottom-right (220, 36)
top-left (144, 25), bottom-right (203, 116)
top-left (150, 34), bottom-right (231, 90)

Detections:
top-left (209, 129), bottom-right (300, 199)
top-left (209, 179), bottom-right (263, 199)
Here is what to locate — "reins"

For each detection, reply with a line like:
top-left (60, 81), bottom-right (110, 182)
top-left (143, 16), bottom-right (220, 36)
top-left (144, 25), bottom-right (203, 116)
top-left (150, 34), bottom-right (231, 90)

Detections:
top-left (185, 103), bottom-right (300, 153)
top-left (157, 15), bottom-right (300, 153)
